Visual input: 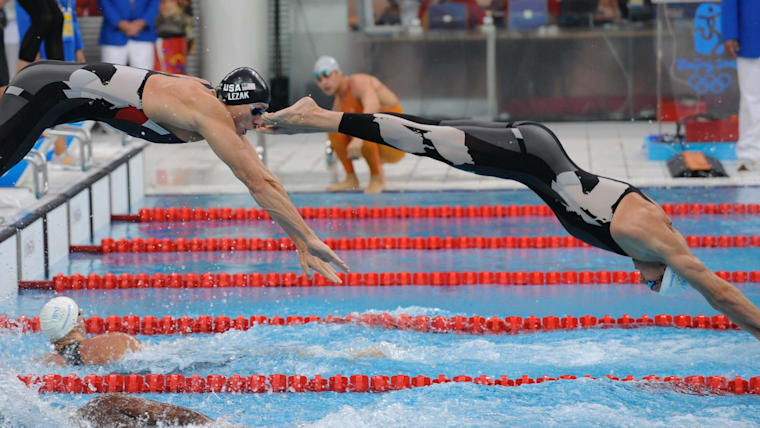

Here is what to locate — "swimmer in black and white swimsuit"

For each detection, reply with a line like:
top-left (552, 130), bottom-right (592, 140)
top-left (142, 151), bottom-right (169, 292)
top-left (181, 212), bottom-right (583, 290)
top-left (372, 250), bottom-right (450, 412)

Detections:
top-left (338, 114), bottom-right (649, 256)
top-left (0, 60), bottom-right (348, 282)
top-left (262, 96), bottom-right (760, 340)
top-left (0, 61), bottom-right (185, 176)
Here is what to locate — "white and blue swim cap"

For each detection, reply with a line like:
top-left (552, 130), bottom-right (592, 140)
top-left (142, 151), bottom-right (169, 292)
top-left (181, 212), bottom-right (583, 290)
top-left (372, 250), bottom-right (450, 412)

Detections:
top-left (658, 266), bottom-right (691, 297)
top-left (313, 56), bottom-right (341, 78)
top-left (39, 296), bottom-right (79, 342)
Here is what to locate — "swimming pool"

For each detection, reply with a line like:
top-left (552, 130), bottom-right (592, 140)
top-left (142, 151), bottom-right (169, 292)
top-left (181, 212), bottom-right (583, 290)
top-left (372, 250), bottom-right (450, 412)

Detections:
top-left (2, 188), bottom-right (760, 427)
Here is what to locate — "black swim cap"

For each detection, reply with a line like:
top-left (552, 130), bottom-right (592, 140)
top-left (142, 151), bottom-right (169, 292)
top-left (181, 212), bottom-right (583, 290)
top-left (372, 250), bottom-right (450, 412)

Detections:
top-left (216, 67), bottom-right (270, 106)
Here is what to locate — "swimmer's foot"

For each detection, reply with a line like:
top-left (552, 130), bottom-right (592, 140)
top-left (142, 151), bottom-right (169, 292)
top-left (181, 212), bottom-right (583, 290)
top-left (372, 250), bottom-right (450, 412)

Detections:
top-left (261, 97), bottom-right (326, 134)
top-left (364, 174), bottom-right (385, 194)
top-left (327, 174), bottom-right (360, 192)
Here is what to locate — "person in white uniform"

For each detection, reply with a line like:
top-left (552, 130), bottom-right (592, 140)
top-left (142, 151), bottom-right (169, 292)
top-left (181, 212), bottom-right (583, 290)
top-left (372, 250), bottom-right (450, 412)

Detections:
top-left (723, 0), bottom-right (760, 171)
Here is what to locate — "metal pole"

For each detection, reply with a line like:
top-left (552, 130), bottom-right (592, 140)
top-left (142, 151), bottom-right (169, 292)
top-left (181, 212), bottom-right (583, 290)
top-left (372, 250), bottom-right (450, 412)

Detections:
top-left (483, 16), bottom-right (497, 120)
top-left (656, 2), bottom-right (664, 136)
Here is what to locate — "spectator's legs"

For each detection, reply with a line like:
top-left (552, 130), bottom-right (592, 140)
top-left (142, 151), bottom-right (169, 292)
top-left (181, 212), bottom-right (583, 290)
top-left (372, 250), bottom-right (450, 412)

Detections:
top-left (17, 0), bottom-right (64, 68)
top-left (126, 41), bottom-right (156, 69)
top-left (101, 45), bottom-right (129, 65)
top-left (736, 57), bottom-right (760, 169)
top-left (360, 140), bottom-right (385, 194)
top-left (41, 0), bottom-right (65, 62)
top-left (327, 132), bottom-right (360, 191)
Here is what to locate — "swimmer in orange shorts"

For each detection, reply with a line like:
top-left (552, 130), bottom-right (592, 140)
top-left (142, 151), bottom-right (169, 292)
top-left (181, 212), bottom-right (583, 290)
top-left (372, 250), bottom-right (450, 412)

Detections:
top-left (314, 56), bottom-right (405, 193)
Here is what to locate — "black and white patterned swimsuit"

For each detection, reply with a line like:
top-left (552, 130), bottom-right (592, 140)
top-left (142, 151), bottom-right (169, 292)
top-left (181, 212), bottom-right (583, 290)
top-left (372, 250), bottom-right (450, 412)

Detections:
top-left (339, 113), bottom-right (651, 256)
top-left (0, 60), bottom-right (197, 177)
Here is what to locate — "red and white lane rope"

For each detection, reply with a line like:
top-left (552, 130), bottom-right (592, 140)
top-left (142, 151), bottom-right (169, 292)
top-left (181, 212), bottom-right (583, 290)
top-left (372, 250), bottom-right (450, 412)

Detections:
top-left (69, 234), bottom-right (760, 254)
top-left (116, 202), bottom-right (760, 223)
top-left (20, 269), bottom-right (760, 291)
top-left (1, 312), bottom-right (741, 336)
top-left (18, 372), bottom-right (760, 395)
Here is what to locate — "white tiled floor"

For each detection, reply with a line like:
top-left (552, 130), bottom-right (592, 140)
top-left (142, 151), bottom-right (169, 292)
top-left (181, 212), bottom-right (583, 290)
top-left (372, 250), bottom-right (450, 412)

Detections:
top-left (139, 121), bottom-right (760, 194)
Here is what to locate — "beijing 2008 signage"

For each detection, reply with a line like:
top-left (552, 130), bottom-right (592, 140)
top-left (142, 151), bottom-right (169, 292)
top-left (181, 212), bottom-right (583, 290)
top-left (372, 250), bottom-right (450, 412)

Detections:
top-left (675, 3), bottom-right (736, 95)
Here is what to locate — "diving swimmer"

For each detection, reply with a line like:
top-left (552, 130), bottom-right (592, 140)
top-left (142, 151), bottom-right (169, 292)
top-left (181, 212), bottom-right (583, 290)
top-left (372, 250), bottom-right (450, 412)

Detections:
top-left (260, 96), bottom-right (760, 340)
top-left (39, 297), bottom-right (141, 366)
top-left (0, 61), bottom-right (348, 282)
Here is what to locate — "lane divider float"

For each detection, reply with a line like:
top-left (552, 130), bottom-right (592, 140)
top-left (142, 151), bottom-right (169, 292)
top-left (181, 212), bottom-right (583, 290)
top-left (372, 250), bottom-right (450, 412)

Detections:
top-left (117, 202), bottom-right (760, 223)
top-left (21, 270), bottom-right (760, 291)
top-left (69, 234), bottom-right (760, 254)
top-left (19, 372), bottom-right (760, 395)
top-left (1, 312), bottom-right (741, 336)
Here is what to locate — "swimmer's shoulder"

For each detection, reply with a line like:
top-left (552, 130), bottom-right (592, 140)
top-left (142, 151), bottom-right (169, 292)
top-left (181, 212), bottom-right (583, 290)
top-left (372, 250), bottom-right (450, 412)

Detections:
top-left (143, 74), bottom-right (219, 116)
top-left (144, 73), bottom-right (216, 103)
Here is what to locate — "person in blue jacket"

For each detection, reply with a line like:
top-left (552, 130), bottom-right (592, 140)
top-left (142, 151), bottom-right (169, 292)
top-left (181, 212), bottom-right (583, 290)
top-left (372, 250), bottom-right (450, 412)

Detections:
top-left (723, 0), bottom-right (760, 171)
top-left (98, 0), bottom-right (159, 69)
top-left (16, 0), bottom-right (86, 63)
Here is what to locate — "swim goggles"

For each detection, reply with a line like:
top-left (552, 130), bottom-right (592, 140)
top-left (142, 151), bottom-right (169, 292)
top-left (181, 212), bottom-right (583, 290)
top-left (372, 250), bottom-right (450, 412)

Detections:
top-left (251, 106), bottom-right (266, 116)
top-left (647, 280), bottom-right (657, 290)
top-left (314, 70), bottom-right (331, 80)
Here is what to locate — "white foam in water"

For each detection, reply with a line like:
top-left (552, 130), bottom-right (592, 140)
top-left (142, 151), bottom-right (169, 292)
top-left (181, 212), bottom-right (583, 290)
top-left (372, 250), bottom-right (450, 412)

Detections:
top-left (364, 306), bottom-right (451, 317)
top-left (0, 371), bottom-right (79, 427)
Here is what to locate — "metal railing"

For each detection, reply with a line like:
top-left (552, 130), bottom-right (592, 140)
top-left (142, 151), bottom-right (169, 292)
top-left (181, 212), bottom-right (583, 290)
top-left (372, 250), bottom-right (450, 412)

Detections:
top-left (22, 150), bottom-right (48, 199)
top-left (45, 124), bottom-right (93, 172)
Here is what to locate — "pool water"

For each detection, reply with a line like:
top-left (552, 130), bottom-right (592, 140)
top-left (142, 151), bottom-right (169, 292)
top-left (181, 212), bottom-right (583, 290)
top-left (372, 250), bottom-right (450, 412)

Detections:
top-left (2, 187), bottom-right (760, 427)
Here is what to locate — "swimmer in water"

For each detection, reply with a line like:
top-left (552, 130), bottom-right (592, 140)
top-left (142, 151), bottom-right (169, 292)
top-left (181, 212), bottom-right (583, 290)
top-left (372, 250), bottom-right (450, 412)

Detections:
top-left (39, 297), bottom-right (141, 366)
top-left (0, 61), bottom-right (347, 283)
top-left (313, 56), bottom-right (405, 193)
top-left (75, 394), bottom-right (213, 427)
top-left (260, 96), bottom-right (760, 340)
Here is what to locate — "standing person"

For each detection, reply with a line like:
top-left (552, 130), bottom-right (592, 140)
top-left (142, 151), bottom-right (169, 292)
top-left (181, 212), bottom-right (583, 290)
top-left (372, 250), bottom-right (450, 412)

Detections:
top-left (260, 97), bottom-right (760, 340)
top-left (154, 0), bottom-right (192, 74)
top-left (0, 61), bottom-right (348, 281)
top-left (17, 0), bottom-right (85, 164)
top-left (16, 0), bottom-right (86, 63)
top-left (16, 0), bottom-right (64, 71)
top-left (0, 0), bottom-right (10, 86)
top-left (98, 0), bottom-right (159, 69)
top-left (314, 56), bottom-right (405, 194)
top-left (723, 0), bottom-right (760, 172)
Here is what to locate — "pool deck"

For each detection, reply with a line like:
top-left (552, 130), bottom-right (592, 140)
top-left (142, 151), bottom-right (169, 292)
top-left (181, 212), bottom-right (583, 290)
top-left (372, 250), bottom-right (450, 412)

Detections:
top-left (144, 121), bottom-right (760, 195)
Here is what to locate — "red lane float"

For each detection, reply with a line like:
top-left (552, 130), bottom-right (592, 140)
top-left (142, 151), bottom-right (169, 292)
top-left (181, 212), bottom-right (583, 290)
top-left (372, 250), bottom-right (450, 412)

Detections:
top-left (34, 269), bottom-right (760, 291)
top-left (119, 202), bottom-right (760, 223)
top-left (19, 372), bottom-right (760, 395)
top-left (30, 270), bottom-right (657, 291)
top-left (1, 312), bottom-right (742, 336)
top-left (72, 234), bottom-right (760, 254)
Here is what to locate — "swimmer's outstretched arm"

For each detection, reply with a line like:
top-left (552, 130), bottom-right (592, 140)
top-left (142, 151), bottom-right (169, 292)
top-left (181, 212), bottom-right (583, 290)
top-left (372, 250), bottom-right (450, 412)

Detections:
top-left (612, 198), bottom-right (760, 340)
top-left (145, 91), bottom-right (348, 282)
top-left (76, 394), bottom-right (213, 426)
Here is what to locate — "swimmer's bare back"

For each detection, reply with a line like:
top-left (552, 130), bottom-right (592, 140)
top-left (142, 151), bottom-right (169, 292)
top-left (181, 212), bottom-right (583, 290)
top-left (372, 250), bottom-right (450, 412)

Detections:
top-left (75, 394), bottom-right (213, 427)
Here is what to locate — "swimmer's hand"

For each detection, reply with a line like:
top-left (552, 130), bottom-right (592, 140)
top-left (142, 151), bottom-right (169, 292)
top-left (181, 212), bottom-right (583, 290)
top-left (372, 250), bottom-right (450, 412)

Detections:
top-left (296, 237), bottom-right (349, 283)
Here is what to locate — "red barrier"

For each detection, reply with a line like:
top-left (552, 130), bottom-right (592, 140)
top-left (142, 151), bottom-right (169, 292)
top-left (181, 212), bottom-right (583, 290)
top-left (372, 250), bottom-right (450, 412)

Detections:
top-left (22, 372), bottom-right (760, 395)
top-left (2, 312), bottom-right (743, 336)
top-left (121, 202), bottom-right (760, 223)
top-left (70, 233), bottom-right (760, 255)
top-left (32, 269), bottom-right (760, 291)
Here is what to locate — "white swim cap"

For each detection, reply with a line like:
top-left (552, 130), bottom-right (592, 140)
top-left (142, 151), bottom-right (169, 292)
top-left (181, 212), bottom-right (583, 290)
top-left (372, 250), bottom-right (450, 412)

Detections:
top-left (313, 56), bottom-right (341, 77)
top-left (658, 266), bottom-right (690, 297)
top-left (39, 297), bottom-right (80, 342)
